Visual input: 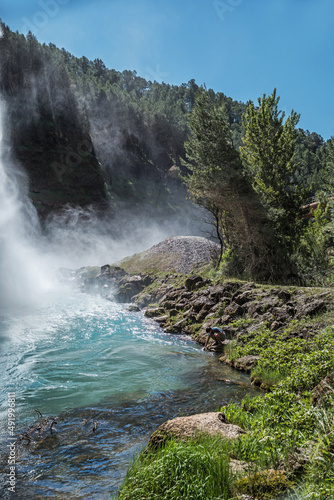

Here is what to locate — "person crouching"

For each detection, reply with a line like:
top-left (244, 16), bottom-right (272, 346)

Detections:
top-left (203, 327), bottom-right (225, 351)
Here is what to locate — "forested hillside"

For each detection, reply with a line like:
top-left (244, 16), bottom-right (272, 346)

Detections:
top-left (0, 21), bottom-right (242, 221)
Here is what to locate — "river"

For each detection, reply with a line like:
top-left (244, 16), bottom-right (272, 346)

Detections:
top-left (0, 288), bottom-right (259, 499)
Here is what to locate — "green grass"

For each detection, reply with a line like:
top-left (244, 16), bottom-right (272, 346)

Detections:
top-left (115, 252), bottom-right (180, 274)
top-left (115, 436), bottom-right (232, 500)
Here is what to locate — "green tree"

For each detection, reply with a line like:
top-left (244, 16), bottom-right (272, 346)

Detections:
top-left (183, 89), bottom-right (277, 277)
top-left (240, 89), bottom-right (309, 247)
top-left (183, 88), bottom-right (241, 258)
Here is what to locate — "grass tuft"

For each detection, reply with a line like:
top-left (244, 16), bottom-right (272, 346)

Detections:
top-left (115, 436), bottom-right (232, 500)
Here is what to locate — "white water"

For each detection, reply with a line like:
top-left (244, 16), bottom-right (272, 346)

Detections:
top-left (0, 99), bottom-right (57, 311)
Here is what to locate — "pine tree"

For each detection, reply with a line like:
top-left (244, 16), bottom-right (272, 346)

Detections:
top-left (240, 89), bottom-right (309, 247)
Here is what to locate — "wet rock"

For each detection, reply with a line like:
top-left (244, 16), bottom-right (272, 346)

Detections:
top-left (144, 307), bottom-right (165, 318)
top-left (154, 315), bottom-right (169, 325)
top-left (108, 266), bottom-right (128, 279)
top-left (127, 304), bottom-right (140, 312)
top-left (219, 355), bottom-right (234, 368)
top-left (113, 274), bottom-right (153, 302)
top-left (216, 377), bottom-right (251, 389)
top-left (100, 264), bottom-right (111, 275)
top-left (206, 343), bottom-right (224, 353)
top-left (148, 412), bottom-right (245, 448)
top-left (135, 293), bottom-right (152, 308)
top-left (165, 318), bottom-right (188, 333)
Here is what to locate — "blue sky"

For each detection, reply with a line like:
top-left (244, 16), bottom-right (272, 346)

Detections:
top-left (1, 0), bottom-right (333, 139)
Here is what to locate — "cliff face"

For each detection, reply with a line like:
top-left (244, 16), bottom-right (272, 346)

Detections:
top-left (0, 29), bottom-right (107, 217)
top-left (13, 112), bottom-right (107, 218)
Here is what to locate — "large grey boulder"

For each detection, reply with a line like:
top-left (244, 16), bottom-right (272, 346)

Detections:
top-left (148, 412), bottom-right (245, 448)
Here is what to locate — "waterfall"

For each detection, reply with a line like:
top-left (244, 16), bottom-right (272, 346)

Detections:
top-left (0, 99), bottom-right (53, 310)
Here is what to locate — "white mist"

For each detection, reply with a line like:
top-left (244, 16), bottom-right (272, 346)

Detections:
top-left (0, 99), bottom-right (55, 311)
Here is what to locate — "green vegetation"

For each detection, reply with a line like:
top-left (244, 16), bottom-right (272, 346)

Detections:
top-left (184, 88), bottom-right (334, 284)
top-left (219, 319), bottom-right (334, 498)
top-left (115, 436), bottom-right (232, 500)
top-left (116, 252), bottom-right (180, 274)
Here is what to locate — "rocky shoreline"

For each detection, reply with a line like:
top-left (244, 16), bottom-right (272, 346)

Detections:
top-left (77, 261), bottom-right (332, 380)
top-left (72, 238), bottom-right (334, 498)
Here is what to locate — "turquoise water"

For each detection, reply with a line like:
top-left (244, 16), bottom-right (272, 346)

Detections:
top-left (0, 290), bottom-right (258, 499)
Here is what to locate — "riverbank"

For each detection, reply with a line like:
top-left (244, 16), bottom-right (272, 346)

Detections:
top-left (78, 237), bottom-right (334, 499)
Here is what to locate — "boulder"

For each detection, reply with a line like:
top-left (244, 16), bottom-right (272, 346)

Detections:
top-left (135, 293), bottom-right (152, 308)
top-left (208, 285), bottom-right (228, 302)
top-left (189, 296), bottom-right (215, 312)
top-left (160, 300), bottom-right (177, 310)
top-left (220, 314), bottom-right (231, 324)
top-left (154, 315), bottom-right (169, 325)
top-left (113, 274), bottom-right (153, 302)
top-left (148, 412), bottom-right (245, 448)
top-left (100, 264), bottom-right (111, 275)
top-left (185, 275), bottom-right (205, 291)
top-left (224, 302), bottom-right (244, 317)
top-left (233, 291), bottom-right (253, 306)
top-left (196, 303), bottom-right (215, 322)
top-left (160, 288), bottom-right (186, 303)
top-left (164, 319), bottom-right (188, 333)
top-left (278, 289), bottom-right (291, 301)
top-left (127, 304), bottom-right (140, 312)
top-left (247, 296), bottom-right (279, 317)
